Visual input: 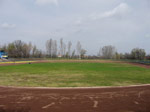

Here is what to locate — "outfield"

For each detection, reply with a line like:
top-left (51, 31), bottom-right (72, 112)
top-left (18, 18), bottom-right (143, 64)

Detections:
top-left (0, 60), bottom-right (150, 87)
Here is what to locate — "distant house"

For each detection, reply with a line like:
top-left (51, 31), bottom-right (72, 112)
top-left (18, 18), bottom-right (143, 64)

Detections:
top-left (58, 54), bottom-right (62, 58)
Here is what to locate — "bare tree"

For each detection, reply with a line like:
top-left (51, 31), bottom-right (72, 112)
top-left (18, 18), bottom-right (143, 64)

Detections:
top-left (5, 40), bottom-right (34, 58)
top-left (22, 42), bottom-right (32, 58)
top-left (63, 42), bottom-right (66, 57)
top-left (114, 52), bottom-right (120, 60)
top-left (80, 49), bottom-right (87, 58)
top-left (46, 39), bottom-right (53, 58)
top-left (59, 38), bottom-right (63, 57)
top-left (67, 41), bottom-right (72, 58)
top-left (101, 45), bottom-right (116, 59)
top-left (34, 49), bottom-right (43, 58)
top-left (31, 45), bottom-right (43, 58)
top-left (59, 38), bottom-right (67, 57)
top-left (76, 41), bottom-right (82, 59)
top-left (131, 48), bottom-right (146, 60)
top-left (72, 50), bottom-right (76, 58)
top-left (7, 43), bottom-right (16, 58)
top-left (52, 40), bottom-right (57, 57)
top-left (98, 47), bottom-right (102, 57)
top-left (32, 45), bottom-right (37, 58)
top-left (14, 40), bottom-right (24, 58)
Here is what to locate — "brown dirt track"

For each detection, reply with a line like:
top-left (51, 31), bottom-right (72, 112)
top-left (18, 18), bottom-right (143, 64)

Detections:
top-left (0, 85), bottom-right (150, 112)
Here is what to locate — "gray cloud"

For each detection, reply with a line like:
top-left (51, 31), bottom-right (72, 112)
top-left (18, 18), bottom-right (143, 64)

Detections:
top-left (73, 3), bottom-right (130, 27)
top-left (145, 34), bottom-right (150, 38)
top-left (147, 0), bottom-right (150, 6)
top-left (1, 23), bottom-right (16, 29)
top-left (90, 3), bottom-right (130, 20)
top-left (0, 0), bottom-right (150, 54)
top-left (35, 0), bottom-right (58, 6)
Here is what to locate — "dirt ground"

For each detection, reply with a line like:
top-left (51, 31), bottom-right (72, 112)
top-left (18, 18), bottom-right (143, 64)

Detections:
top-left (0, 85), bottom-right (150, 112)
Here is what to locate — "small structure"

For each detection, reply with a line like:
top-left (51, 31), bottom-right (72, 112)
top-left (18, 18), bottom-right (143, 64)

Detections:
top-left (0, 50), bottom-right (8, 59)
top-left (58, 54), bottom-right (62, 58)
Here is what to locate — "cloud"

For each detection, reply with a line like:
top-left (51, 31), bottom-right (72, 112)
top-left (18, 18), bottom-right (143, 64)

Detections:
top-left (72, 3), bottom-right (130, 29)
top-left (75, 20), bottom-right (82, 26)
top-left (90, 3), bottom-right (130, 20)
top-left (147, 0), bottom-right (150, 6)
top-left (35, 0), bottom-right (58, 6)
top-left (1, 23), bottom-right (16, 29)
top-left (74, 17), bottom-right (84, 26)
top-left (145, 34), bottom-right (150, 38)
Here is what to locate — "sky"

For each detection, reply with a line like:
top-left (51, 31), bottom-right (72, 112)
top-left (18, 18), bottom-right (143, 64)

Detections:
top-left (0, 0), bottom-right (150, 55)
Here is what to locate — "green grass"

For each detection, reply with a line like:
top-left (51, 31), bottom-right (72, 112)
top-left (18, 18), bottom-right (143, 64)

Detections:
top-left (0, 62), bottom-right (150, 87)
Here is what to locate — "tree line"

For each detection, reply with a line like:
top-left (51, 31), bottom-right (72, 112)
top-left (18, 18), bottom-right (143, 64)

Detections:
top-left (0, 39), bottom-right (86, 59)
top-left (98, 45), bottom-right (148, 60)
top-left (0, 39), bottom-right (149, 60)
top-left (0, 40), bottom-right (42, 58)
top-left (45, 38), bottom-right (86, 58)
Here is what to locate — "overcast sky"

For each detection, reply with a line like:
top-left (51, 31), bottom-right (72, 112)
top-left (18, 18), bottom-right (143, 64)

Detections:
top-left (0, 0), bottom-right (150, 54)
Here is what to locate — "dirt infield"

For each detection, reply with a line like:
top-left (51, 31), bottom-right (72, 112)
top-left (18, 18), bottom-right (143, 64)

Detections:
top-left (0, 85), bottom-right (150, 112)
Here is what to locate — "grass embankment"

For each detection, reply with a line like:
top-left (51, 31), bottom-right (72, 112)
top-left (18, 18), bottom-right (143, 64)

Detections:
top-left (0, 62), bottom-right (150, 87)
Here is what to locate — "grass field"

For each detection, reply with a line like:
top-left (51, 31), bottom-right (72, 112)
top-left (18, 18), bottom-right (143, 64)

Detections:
top-left (0, 62), bottom-right (150, 87)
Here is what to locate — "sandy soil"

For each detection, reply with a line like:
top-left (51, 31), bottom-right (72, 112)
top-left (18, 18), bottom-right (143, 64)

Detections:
top-left (0, 85), bottom-right (150, 112)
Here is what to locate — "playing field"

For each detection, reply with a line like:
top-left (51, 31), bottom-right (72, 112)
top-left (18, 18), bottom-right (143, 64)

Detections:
top-left (0, 61), bottom-right (150, 87)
